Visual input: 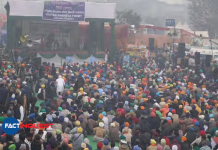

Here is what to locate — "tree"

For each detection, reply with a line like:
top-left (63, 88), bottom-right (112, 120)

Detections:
top-left (188, 0), bottom-right (218, 38)
top-left (116, 9), bottom-right (141, 28)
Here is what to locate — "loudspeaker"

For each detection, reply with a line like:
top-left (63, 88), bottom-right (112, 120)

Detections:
top-left (195, 65), bottom-right (200, 74)
top-left (33, 57), bottom-right (42, 68)
top-left (195, 52), bottom-right (200, 65)
top-left (206, 55), bottom-right (212, 67)
top-left (181, 58), bottom-right (188, 68)
top-left (149, 38), bottom-right (155, 51)
top-left (178, 43), bottom-right (185, 58)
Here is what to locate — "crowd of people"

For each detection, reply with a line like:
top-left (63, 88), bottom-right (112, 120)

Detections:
top-left (0, 55), bottom-right (218, 150)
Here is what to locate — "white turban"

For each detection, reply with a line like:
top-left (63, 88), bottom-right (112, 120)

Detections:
top-left (64, 117), bottom-right (69, 123)
top-left (99, 122), bottom-right (104, 128)
top-left (172, 145), bottom-right (178, 150)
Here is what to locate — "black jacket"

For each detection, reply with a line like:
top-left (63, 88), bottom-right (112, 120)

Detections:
top-left (0, 87), bottom-right (9, 104)
top-left (16, 141), bottom-right (29, 150)
top-left (139, 117), bottom-right (151, 133)
top-left (186, 129), bottom-right (197, 145)
top-left (181, 141), bottom-right (189, 150)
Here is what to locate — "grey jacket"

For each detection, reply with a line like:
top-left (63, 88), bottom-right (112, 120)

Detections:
top-left (72, 133), bottom-right (84, 150)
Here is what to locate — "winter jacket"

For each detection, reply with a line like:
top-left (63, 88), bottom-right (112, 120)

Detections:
top-left (199, 146), bottom-right (211, 150)
top-left (171, 114), bottom-right (179, 125)
top-left (139, 117), bottom-right (151, 133)
top-left (180, 141), bottom-right (189, 150)
top-left (108, 127), bottom-right (120, 142)
top-left (208, 120), bottom-right (216, 134)
top-left (161, 123), bottom-right (174, 136)
top-left (146, 145), bottom-right (157, 150)
top-left (123, 133), bottom-right (132, 144)
top-left (101, 145), bottom-right (111, 150)
top-left (148, 116), bottom-right (161, 130)
top-left (72, 133), bottom-right (84, 150)
top-left (123, 104), bottom-right (130, 113)
top-left (93, 127), bottom-right (106, 138)
top-left (139, 132), bottom-right (151, 146)
top-left (107, 114), bottom-right (115, 125)
top-left (184, 118), bottom-right (193, 128)
top-left (186, 129), bottom-right (198, 145)
top-left (119, 144), bottom-right (130, 150)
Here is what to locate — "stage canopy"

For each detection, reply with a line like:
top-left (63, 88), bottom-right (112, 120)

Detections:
top-left (6, 1), bottom-right (117, 62)
top-left (8, 0), bottom-right (116, 20)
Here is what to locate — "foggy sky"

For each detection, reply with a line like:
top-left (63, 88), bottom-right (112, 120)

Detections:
top-left (0, 0), bottom-right (189, 27)
top-left (108, 0), bottom-right (188, 27)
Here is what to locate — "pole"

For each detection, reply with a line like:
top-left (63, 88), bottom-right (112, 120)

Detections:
top-left (110, 21), bottom-right (115, 63)
top-left (210, 39), bottom-right (213, 50)
top-left (210, 39), bottom-right (213, 58)
top-left (101, 22), bottom-right (105, 52)
top-left (172, 25), bottom-right (175, 53)
top-left (209, 39), bottom-right (213, 75)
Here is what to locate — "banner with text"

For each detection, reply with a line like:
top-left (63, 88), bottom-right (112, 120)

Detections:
top-left (66, 56), bottom-right (73, 64)
top-left (43, 1), bottom-right (85, 22)
top-left (123, 55), bottom-right (130, 65)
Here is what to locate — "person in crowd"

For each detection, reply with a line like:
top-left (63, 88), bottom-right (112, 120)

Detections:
top-left (0, 53), bottom-right (218, 150)
top-left (56, 75), bottom-right (65, 96)
top-left (93, 122), bottom-right (106, 142)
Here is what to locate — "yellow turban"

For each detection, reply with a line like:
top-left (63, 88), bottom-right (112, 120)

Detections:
top-left (150, 139), bottom-right (156, 144)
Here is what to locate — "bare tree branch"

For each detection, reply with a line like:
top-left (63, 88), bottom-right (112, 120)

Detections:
top-left (189, 0), bottom-right (218, 38)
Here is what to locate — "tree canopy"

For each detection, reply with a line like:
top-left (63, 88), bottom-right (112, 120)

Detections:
top-left (188, 0), bottom-right (218, 38)
top-left (116, 9), bottom-right (141, 28)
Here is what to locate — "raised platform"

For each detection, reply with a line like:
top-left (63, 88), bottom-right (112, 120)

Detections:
top-left (18, 50), bottom-right (105, 66)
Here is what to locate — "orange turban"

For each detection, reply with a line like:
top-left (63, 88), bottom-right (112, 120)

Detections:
top-left (98, 114), bottom-right (103, 119)
top-left (182, 136), bottom-right (187, 142)
top-left (206, 105), bottom-right (210, 109)
top-left (144, 98), bottom-right (148, 102)
top-left (192, 99), bottom-right (196, 104)
top-left (125, 122), bottom-right (129, 127)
